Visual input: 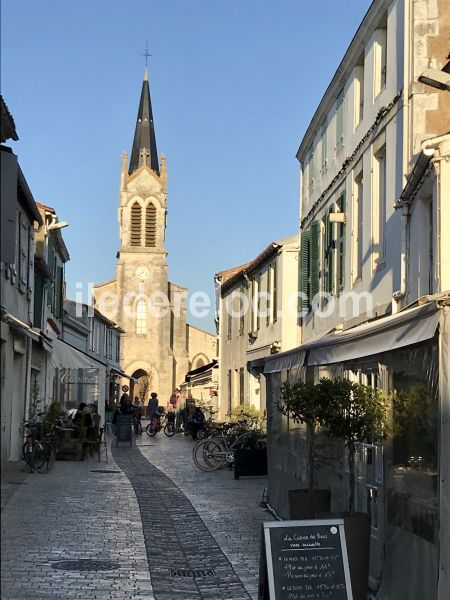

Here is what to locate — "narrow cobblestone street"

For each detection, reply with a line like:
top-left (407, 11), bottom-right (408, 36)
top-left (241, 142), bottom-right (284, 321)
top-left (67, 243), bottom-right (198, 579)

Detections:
top-left (1, 430), bottom-right (269, 600)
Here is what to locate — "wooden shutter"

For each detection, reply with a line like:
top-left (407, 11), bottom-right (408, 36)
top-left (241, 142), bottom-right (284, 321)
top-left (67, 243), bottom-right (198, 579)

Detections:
top-left (325, 206), bottom-right (335, 294)
top-left (337, 193), bottom-right (346, 292)
top-left (145, 203), bottom-right (157, 247)
top-left (130, 203), bottom-right (142, 246)
top-left (299, 228), bottom-right (311, 311)
top-left (310, 221), bottom-right (321, 303)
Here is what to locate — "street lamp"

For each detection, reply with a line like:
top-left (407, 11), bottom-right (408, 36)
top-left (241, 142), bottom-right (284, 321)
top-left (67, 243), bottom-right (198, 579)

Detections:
top-left (47, 220), bottom-right (69, 231)
top-left (418, 60), bottom-right (450, 92)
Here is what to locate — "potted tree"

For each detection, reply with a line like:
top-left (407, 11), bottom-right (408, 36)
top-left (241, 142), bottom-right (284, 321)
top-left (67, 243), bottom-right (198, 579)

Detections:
top-left (318, 378), bottom-right (388, 600)
top-left (278, 379), bottom-right (331, 518)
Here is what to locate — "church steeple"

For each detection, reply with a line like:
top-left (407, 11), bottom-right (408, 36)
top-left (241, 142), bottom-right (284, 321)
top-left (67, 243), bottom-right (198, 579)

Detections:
top-left (129, 67), bottom-right (159, 175)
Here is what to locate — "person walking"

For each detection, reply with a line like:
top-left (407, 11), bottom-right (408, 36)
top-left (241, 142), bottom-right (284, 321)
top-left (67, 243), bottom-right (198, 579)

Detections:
top-left (148, 392), bottom-right (159, 420)
top-left (132, 396), bottom-right (143, 434)
top-left (119, 385), bottom-right (130, 410)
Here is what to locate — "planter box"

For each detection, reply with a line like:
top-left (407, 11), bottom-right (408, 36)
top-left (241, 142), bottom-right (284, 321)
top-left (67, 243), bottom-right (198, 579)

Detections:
top-left (288, 488), bottom-right (331, 519)
top-left (234, 448), bottom-right (267, 479)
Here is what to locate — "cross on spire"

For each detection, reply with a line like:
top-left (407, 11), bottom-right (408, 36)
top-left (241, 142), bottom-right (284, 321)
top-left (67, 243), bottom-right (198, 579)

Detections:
top-left (141, 43), bottom-right (152, 67)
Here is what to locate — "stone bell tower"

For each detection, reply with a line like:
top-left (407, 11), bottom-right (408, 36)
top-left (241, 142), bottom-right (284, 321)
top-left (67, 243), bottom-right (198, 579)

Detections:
top-left (94, 67), bottom-right (189, 403)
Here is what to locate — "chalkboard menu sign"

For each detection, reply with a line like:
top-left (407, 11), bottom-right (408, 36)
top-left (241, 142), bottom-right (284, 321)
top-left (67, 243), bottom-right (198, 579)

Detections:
top-left (263, 519), bottom-right (352, 600)
top-left (116, 415), bottom-right (132, 446)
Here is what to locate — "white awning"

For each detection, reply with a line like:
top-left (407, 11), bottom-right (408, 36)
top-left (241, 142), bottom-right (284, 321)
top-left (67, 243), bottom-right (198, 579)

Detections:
top-left (306, 302), bottom-right (440, 366)
top-left (263, 302), bottom-right (441, 374)
top-left (50, 338), bottom-right (106, 372)
top-left (264, 348), bottom-right (306, 374)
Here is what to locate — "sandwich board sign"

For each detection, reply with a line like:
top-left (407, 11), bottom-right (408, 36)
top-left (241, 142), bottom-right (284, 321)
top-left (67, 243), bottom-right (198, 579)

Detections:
top-left (116, 415), bottom-right (132, 447)
top-left (261, 519), bottom-right (352, 600)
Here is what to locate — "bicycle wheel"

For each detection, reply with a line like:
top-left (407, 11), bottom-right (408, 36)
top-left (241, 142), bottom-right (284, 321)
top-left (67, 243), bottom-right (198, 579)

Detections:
top-left (31, 441), bottom-right (46, 471)
top-left (34, 441), bottom-right (56, 473)
top-left (145, 422), bottom-right (157, 437)
top-left (192, 439), bottom-right (217, 471)
top-left (164, 423), bottom-right (175, 437)
top-left (193, 439), bottom-right (227, 471)
top-left (23, 442), bottom-right (34, 470)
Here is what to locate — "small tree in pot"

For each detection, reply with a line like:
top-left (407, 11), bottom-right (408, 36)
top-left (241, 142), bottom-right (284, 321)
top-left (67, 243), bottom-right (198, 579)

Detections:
top-left (322, 378), bottom-right (388, 514)
top-left (278, 380), bottom-right (328, 491)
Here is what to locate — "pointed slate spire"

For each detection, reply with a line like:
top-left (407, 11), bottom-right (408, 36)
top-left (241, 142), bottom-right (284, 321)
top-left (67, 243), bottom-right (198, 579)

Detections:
top-left (129, 68), bottom-right (159, 175)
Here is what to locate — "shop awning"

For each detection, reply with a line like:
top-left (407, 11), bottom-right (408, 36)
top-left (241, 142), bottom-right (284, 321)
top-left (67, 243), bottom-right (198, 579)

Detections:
top-left (110, 367), bottom-right (133, 380)
top-left (264, 348), bottom-right (306, 374)
top-left (50, 338), bottom-right (106, 371)
top-left (263, 301), bottom-right (441, 374)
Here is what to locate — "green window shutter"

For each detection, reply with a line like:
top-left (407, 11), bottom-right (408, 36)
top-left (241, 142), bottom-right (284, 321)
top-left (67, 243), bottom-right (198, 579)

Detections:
top-left (325, 207), bottom-right (335, 294)
top-left (299, 228), bottom-right (311, 311)
top-left (337, 193), bottom-right (346, 292)
top-left (310, 220), bottom-right (321, 303)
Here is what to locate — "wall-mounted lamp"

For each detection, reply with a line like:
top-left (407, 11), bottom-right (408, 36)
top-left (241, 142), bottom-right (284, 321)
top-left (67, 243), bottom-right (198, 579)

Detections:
top-left (418, 67), bottom-right (450, 92)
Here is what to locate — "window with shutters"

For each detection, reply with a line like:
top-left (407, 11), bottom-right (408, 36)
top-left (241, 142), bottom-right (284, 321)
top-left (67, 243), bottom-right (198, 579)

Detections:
top-left (130, 202), bottom-right (142, 246)
top-left (251, 277), bottom-right (259, 332)
top-left (136, 298), bottom-right (147, 334)
top-left (324, 206), bottom-right (336, 296)
top-left (239, 368), bottom-right (245, 405)
top-left (273, 261), bottom-right (278, 323)
top-left (373, 142), bottom-right (386, 269)
top-left (227, 298), bottom-right (232, 340)
top-left (353, 169), bottom-right (364, 284)
top-left (374, 25), bottom-right (387, 97)
top-left (239, 286), bottom-right (246, 335)
top-left (354, 61), bottom-right (364, 128)
top-left (336, 89), bottom-right (344, 149)
top-left (320, 119), bottom-right (328, 173)
top-left (299, 229), bottom-right (311, 312)
top-left (336, 193), bottom-right (346, 293)
top-left (308, 148), bottom-right (315, 191)
top-left (299, 223), bottom-right (320, 312)
top-left (55, 266), bottom-right (63, 318)
top-left (145, 203), bottom-right (157, 247)
top-left (227, 369), bottom-right (232, 414)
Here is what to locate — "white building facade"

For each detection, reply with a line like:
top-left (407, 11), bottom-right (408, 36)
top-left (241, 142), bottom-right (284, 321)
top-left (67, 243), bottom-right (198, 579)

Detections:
top-left (264, 1), bottom-right (450, 598)
top-left (216, 236), bottom-right (299, 421)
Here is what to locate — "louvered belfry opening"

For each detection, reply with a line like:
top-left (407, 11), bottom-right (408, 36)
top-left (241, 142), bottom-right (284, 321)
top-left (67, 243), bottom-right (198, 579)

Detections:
top-left (130, 202), bottom-right (142, 246)
top-left (145, 203), bottom-right (157, 247)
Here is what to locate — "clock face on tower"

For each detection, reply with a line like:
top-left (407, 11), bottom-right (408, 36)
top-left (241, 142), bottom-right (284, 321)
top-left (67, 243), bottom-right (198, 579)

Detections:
top-left (136, 266), bottom-right (150, 280)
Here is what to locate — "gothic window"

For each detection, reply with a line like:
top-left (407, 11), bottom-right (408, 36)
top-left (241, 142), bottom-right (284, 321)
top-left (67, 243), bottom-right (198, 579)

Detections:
top-left (136, 298), bottom-right (147, 334)
top-left (130, 202), bottom-right (142, 246)
top-left (145, 203), bottom-right (157, 247)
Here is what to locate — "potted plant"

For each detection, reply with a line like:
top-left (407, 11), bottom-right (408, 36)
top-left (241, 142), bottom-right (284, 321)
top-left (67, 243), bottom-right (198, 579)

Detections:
top-left (278, 379), bottom-right (331, 518)
top-left (318, 378), bottom-right (388, 600)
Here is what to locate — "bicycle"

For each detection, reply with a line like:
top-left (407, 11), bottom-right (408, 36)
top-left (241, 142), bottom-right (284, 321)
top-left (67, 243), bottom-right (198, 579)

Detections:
top-left (22, 412), bottom-right (45, 472)
top-left (22, 414), bottom-right (62, 473)
top-left (192, 428), bottom-right (266, 472)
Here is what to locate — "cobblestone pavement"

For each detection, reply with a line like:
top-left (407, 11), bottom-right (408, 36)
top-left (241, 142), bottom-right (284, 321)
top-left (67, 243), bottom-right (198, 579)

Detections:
top-left (134, 431), bottom-right (270, 599)
top-left (1, 432), bottom-right (269, 600)
top-left (1, 450), bottom-right (154, 600)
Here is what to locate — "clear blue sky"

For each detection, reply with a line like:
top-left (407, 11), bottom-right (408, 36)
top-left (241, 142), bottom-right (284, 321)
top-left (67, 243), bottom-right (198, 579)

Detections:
top-left (2, 0), bottom-right (371, 332)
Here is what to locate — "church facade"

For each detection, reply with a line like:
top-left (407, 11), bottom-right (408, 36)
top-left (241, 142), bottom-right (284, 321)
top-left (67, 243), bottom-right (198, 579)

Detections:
top-left (93, 68), bottom-right (215, 405)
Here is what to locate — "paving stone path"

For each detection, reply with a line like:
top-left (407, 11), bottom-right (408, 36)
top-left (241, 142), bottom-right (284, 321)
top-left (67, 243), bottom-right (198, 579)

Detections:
top-left (1, 452), bottom-right (154, 600)
top-left (1, 432), bottom-right (269, 600)
top-left (112, 440), bottom-right (254, 600)
top-left (135, 432), bottom-right (270, 598)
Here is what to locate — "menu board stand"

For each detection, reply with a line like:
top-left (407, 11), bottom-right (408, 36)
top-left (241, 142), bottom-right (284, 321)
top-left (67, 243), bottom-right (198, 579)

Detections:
top-left (116, 415), bottom-right (132, 447)
top-left (261, 519), bottom-right (353, 600)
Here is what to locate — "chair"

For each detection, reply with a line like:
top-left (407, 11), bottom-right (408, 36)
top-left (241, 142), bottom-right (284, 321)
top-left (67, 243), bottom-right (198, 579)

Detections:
top-left (83, 427), bottom-right (108, 463)
top-left (104, 415), bottom-right (114, 436)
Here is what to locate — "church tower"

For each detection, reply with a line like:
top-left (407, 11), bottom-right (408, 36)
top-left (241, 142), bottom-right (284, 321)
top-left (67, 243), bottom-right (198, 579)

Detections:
top-left (94, 67), bottom-right (190, 403)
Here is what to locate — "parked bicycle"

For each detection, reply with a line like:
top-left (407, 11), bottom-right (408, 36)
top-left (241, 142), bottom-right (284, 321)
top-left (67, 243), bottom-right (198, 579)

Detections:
top-left (192, 427), bottom-right (266, 471)
top-left (22, 413), bottom-right (63, 473)
top-left (145, 413), bottom-right (176, 437)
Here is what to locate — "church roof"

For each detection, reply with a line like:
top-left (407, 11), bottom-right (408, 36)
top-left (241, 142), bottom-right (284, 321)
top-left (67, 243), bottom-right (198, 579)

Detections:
top-left (129, 67), bottom-right (159, 175)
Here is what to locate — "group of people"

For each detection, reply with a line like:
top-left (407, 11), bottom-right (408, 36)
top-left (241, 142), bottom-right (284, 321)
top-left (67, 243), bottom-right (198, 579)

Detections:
top-left (109, 384), bottom-right (207, 439)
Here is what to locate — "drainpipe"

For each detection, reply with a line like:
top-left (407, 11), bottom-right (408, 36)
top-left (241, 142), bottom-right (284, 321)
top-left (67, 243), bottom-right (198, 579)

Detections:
top-left (392, 204), bottom-right (410, 313)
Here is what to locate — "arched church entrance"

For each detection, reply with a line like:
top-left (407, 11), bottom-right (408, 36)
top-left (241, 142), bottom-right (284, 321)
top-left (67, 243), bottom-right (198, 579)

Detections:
top-left (131, 368), bottom-right (155, 407)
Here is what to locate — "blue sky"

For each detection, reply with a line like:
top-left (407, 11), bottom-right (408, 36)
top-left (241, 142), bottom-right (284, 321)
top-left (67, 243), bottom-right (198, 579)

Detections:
top-left (2, 0), bottom-right (371, 332)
